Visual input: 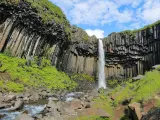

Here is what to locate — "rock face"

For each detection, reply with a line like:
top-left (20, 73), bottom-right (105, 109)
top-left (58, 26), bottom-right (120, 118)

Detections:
top-left (104, 24), bottom-right (160, 79)
top-left (1, 1), bottom-right (160, 80)
top-left (0, 2), bottom-right (98, 77)
top-left (0, 1), bottom-right (67, 57)
top-left (52, 26), bottom-right (98, 76)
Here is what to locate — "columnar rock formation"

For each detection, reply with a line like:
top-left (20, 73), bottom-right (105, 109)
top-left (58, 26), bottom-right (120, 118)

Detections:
top-left (0, 2), bottom-right (98, 77)
top-left (52, 26), bottom-right (98, 76)
top-left (0, 2), bottom-right (67, 58)
top-left (104, 23), bottom-right (160, 79)
top-left (1, 1), bottom-right (160, 80)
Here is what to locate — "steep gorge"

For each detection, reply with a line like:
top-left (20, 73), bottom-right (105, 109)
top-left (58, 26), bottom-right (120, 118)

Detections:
top-left (1, 0), bottom-right (160, 81)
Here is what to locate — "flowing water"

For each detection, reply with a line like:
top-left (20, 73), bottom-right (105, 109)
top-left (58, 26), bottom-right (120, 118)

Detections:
top-left (0, 103), bottom-right (46, 120)
top-left (98, 39), bottom-right (106, 89)
top-left (0, 92), bottom-right (84, 120)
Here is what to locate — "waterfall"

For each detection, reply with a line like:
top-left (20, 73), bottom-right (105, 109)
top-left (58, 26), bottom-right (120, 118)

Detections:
top-left (98, 39), bottom-right (106, 89)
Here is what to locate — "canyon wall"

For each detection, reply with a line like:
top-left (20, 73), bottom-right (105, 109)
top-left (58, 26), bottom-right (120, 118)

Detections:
top-left (0, 2), bottom-right (98, 77)
top-left (1, 1), bottom-right (160, 80)
top-left (51, 26), bottom-right (98, 76)
top-left (104, 24), bottom-right (160, 79)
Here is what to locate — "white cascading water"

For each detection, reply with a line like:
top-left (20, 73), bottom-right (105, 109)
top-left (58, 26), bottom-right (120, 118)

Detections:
top-left (98, 39), bottom-right (106, 89)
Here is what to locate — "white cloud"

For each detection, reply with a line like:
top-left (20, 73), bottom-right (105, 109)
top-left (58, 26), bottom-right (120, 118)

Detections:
top-left (50, 0), bottom-right (160, 34)
top-left (50, 0), bottom-right (135, 25)
top-left (85, 29), bottom-right (104, 38)
top-left (141, 0), bottom-right (160, 23)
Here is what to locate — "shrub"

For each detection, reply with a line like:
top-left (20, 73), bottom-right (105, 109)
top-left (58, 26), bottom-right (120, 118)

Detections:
top-left (0, 54), bottom-right (77, 92)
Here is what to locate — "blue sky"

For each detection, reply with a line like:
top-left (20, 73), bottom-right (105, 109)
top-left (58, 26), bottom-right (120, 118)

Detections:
top-left (50, 0), bottom-right (160, 38)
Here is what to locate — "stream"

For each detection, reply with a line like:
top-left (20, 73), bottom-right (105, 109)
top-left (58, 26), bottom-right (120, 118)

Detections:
top-left (0, 92), bottom-right (84, 120)
top-left (0, 104), bottom-right (46, 120)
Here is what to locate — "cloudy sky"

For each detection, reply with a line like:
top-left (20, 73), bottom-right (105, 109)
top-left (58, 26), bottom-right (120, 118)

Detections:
top-left (50, 0), bottom-right (160, 38)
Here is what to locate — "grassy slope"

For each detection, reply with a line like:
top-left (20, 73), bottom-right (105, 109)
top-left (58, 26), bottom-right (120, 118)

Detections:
top-left (111, 69), bottom-right (160, 104)
top-left (79, 69), bottom-right (160, 119)
top-left (0, 54), bottom-right (77, 92)
top-left (1, 0), bottom-right (71, 37)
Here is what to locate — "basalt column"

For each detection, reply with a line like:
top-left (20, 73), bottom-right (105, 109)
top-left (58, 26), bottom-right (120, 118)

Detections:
top-left (104, 23), bottom-right (160, 79)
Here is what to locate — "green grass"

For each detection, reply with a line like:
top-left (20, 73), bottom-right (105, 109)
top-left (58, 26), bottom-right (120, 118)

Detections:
top-left (1, 0), bottom-right (71, 38)
top-left (111, 70), bottom-right (160, 104)
top-left (0, 80), bottom-right (24, 92)
top-left (0, 54), bottom-right (77, 92)
top-left (93, 93), bottom-right (114, 119)
top-left (71, 73), bottom-right (95, 81)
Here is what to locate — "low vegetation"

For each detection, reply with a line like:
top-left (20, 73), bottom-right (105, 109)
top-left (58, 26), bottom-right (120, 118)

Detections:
top-left (71, 73), bottom-right (94, 81)
top-left (111, 69), bottom-right (160, 105)
top-left (119, 20), bottom-right (160, 37)
top-left (0, 54), bottom-right (77, 92)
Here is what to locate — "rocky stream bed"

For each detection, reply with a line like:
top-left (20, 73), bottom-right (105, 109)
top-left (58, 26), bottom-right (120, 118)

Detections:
top-left (0, 89), bottom-right (111, 120)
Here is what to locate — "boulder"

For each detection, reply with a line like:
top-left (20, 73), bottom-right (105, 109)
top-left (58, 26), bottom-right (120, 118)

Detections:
top-left (3, 94), bottom-right (16, 102)
top-left (132, 75), bottom-right (144, 81)
top-left (29, 93), bottom-right (40, 101)
top-left (128, 102), bottom-right (142, 120)
top-left (0, 114), bottom-right (5, 119)
top-left (70, 99), bottom-right (83, 110)
top-left (15, 113), bottom-right (34, 120)
top-left (10, 99), bottom-right (24, 111)
top-left (83, 102), bottom-right (91, 108)
top-left (82, 108), bottom-right (110, 118)
top-left (64, 107), bottom-right (77, 116)
top-left (0, 102), bottom-right (12, 109)
top-left (152, 65), bottom-right (160, 70)
top-left (141, 108), bottom-right (160, 120)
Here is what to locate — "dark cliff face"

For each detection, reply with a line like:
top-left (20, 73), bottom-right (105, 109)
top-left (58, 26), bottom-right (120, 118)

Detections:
top-left (52, 26), bottom-right (98, 76)
top-left (0, 1), bottom-right (68, 59)
top-left (0, 1), bottom-right (98, 77)
top-left (103, 23), bottom-right (160, 79)
top-left (1, 1), bottom-right (160, 80)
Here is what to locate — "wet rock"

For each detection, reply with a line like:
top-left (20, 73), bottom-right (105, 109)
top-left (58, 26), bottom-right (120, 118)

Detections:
top-left (10, 99), bottom-right (24, 111)
top-left (0, 102), bottom-right (12, 109)
top-left (15, 113), bottom-right (34, 120)
top-left (3, 94), bottom-right (16, 102)
top-left (0, 114), bottom-right (5, 119)
top-left (128, 102), bottom-right (142, 120)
